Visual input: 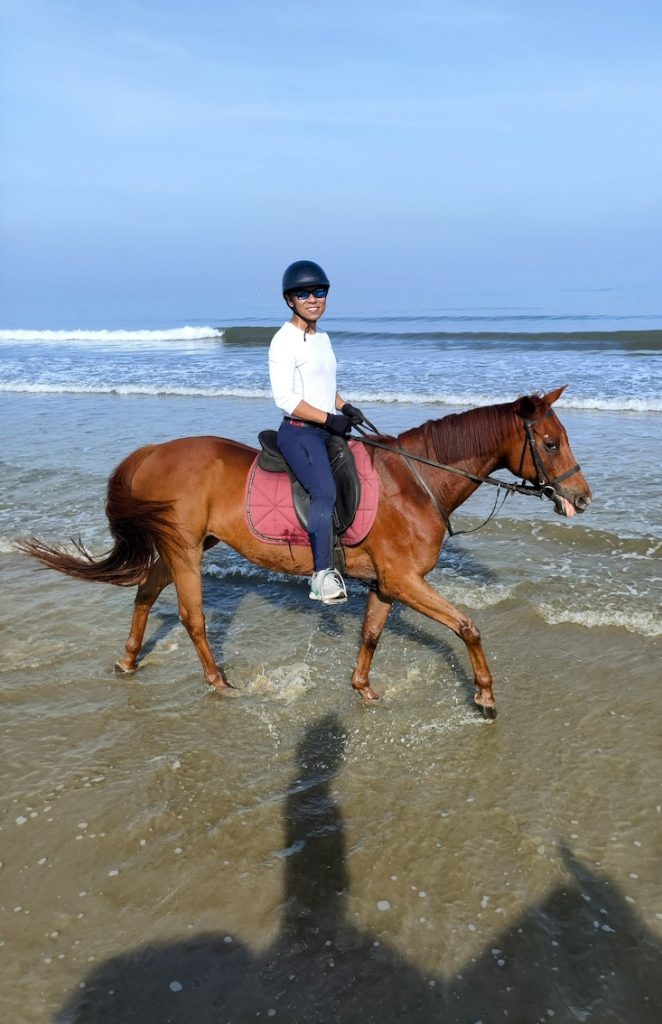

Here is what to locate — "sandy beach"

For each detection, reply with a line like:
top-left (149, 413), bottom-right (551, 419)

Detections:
top-left (1, 368), bottom-right (661, 1022)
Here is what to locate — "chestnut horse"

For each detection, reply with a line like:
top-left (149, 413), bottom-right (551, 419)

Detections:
top-left (20, 387), bottom-right (591, 716)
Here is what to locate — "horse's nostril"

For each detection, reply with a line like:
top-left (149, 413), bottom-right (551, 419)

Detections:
top-left (574, 495), bottom-right (590, 512)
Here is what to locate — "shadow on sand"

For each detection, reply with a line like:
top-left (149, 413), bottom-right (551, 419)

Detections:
top-left (55, 714), bottom-right (662, 1023)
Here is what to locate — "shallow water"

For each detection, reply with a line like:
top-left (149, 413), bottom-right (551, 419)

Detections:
top-left (2, 577), bottom-right (661, 1022)
top-left (1, 311), bottom-right (661, 1021)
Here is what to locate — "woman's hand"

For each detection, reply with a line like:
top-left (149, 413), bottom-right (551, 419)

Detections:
top-left (325, 412), bottom-right (352, 435)
top-left (341, 402), bottom-right (365, 426)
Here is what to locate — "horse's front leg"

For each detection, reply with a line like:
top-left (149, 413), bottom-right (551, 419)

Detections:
top-left (351, 588), bottom-right (394, 701)
top-left (394, 575), bottom-right (497, 718)
top-left (115, 557), bottom-right (172, 674)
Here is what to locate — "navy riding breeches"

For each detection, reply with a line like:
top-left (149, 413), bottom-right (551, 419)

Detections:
top-left (276, 418), bottom-right (337, 572)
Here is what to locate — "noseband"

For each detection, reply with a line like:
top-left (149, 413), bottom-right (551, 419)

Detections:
top-left (518, 408), bottom-right (582, 502)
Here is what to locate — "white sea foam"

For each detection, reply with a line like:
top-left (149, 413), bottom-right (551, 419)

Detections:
top-left (0, 377), bottom-right (657, 413)
top-left (349, 391), bottom-right (662, 413)
top-left (349, 390), bottom-right (506, 408)
top-left (204, 562), bottom-right (271, 580)
top-left (428, 578), bottom-right (513, 610)
top-left (0, 326), bottom-right (224, 343)
top-left (555, 395), bottom-right (662, 413)
top-left (1, 380), bottom-right (659, 412)
top-left (0, 382), bottom-right (272, 399)
top-left (536, 603), bottom-right (662, 637)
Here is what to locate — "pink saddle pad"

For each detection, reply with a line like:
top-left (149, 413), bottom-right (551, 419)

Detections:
top-left (245, 440), bottom-right (379, 546)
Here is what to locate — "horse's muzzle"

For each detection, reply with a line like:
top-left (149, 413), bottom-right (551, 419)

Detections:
top-left (573, 494), bottom-right (591, 513)
top-left (546, 486), bottom-right (592, 517)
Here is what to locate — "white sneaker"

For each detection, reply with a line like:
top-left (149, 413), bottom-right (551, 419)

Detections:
top-left (309, 569), bottom-right (347, 605)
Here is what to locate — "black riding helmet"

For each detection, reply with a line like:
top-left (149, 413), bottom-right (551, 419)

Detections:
top-left (282, 260), bottom-right (330, 298)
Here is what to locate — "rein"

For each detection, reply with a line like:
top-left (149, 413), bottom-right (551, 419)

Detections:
top-left (351, 409), bottom-right (581, 537)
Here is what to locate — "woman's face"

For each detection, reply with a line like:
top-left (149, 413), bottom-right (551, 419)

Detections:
top-left (288, 288), bottom-right (328, 324)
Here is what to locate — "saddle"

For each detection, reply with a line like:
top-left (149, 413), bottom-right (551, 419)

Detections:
top-left (256, 430), bottom-right (361, 536)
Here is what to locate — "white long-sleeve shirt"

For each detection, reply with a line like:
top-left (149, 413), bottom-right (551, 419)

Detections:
top-left (268, 321), bottom-right (337, 416)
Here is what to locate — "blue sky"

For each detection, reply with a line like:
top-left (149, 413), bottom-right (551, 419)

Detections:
top-left (1, 0), bottom-right (661, 323)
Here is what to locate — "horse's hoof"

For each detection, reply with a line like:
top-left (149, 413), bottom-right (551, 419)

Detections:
top-left (355, 686), bottom-right (380, 702)
top-left (209, 679), bottom-right (237, 693)
top-left (114, 660), bottom-right (136, 675)
top-left (477, 704), bottom-right (497, 720)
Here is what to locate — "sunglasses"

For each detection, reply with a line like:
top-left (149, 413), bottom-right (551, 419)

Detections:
top-left (292, 287), bottom-right (328, 300)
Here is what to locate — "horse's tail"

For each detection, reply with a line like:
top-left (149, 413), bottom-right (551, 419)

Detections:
top-left (18, 446), bottom-right (178, 587)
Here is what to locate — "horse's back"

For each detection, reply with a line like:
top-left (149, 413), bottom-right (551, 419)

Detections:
top-left (156, 435), bottom-right (256, 457)
top-left (123, 435), bottom-right (257, 501)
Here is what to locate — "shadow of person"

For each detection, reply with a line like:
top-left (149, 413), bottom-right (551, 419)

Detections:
top-left (278, 712), bottom-right (350, 948)
top-left (257, 714), bottom-right (442, 1021)
top-left (54, 716), bottom-right (662, 1024)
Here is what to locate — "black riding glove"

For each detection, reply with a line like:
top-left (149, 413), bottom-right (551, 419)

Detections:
top-left (341, 402), bottom-right (365, 426)
top-left (325, 412), bottom-right (352, 435)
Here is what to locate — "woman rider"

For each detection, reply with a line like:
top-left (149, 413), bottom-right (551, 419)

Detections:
top-left (268, 260), bottom-right (365, 605)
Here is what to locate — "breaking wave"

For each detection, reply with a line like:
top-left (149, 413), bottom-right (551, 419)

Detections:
top-left (0, 326), bottom-right (224, 343)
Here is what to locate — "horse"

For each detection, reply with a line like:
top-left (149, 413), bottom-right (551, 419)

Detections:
top-left (19, 386), bottom-right (591, 717)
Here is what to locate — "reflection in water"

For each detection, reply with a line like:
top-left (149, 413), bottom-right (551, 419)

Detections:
top-left (55, 714), bottom-right (662, 1023)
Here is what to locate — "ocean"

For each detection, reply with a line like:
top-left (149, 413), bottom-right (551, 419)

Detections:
top-left (1, 305), bottom-right (661, 1022)
top-left (2, 311), bottom-right (661, 413)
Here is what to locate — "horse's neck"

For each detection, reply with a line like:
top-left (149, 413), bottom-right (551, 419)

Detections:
top-left (417, 411), bottom-right (515, 513)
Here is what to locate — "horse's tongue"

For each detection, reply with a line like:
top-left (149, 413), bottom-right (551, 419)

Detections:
top-left (560, 496), bottom-right (576, 518)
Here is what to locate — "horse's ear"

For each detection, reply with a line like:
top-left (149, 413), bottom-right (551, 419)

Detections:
top-left (514, 395), bottom-right (538, 420)
top-left (543, 385), bottom-right (567, 406)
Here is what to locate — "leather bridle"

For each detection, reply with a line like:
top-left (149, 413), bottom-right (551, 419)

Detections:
top-left (353, 405), bottom-right (585, 534)
top-left (518, 408), bottom-right (582, 507)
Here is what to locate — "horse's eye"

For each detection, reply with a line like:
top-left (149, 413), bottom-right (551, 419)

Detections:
top-left (544, 440), bottom-right (560, 452)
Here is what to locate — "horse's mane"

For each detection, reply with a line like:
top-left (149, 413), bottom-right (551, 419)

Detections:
top-left (398, 395), bottom-right (545, 463)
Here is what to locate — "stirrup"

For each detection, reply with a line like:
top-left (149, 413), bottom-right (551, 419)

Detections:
top-left (309, 569), bottom-right (347, 605)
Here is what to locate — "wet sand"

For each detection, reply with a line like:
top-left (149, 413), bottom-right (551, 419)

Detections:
top-left (1, 393), bottom-right (661, 1022)
top-left (2, 567), bottom-right (661, 1022)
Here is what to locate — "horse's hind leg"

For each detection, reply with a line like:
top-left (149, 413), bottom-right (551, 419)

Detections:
top-left (115, 558), bottom-right (173, 674)
top-left (351, 588), bottom-right (394, 701)
top-left (170, 553), bottom-right (232, 691)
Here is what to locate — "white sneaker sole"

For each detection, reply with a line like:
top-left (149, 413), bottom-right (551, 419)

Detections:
top-left (309, 590), bottom-right (347, 605)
